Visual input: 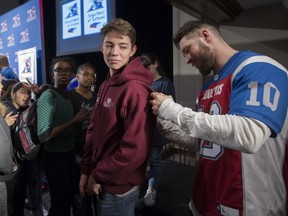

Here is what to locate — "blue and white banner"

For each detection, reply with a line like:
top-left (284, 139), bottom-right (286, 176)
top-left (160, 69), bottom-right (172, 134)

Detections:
top-left (0, 0), bottom-right (43, 83)
top-left (83, 0), bottom-right (107, 35)
top-left (62, 0), bottom-right (81, 39)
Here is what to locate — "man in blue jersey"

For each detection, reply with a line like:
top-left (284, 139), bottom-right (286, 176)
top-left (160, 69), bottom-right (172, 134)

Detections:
top-left (150, 19), bottom-right (288, 215)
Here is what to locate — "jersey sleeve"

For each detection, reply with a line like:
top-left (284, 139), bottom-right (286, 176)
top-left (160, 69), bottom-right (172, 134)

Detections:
top-left (229, 56), bottom-right (288, 137)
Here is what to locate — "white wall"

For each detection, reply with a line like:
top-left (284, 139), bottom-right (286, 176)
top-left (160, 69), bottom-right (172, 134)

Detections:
top-left (172, 8), bottom-right (202, 109)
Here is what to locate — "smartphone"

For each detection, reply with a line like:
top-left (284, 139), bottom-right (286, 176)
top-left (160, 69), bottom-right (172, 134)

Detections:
top-left (26, 77), bottom-right (32, 85)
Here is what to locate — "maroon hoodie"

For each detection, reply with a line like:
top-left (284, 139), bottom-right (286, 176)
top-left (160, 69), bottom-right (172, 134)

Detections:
top-left (81, 57), bottom-right (156, 194)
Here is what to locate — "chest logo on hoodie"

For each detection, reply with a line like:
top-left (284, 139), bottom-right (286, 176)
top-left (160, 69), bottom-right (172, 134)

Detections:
top-left (103, 97), bottom-right (114, 109)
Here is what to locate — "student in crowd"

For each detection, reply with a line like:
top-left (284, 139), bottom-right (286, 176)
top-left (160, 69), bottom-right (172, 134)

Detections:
top-left (67, 63), bottom-right (97, 215)
top-left (150, 19), bottom-right (288, 215)
top-left (37, 56), bottom-right (87, 216)
top-left (0, 80), bottom-right (18, 128)
top-left (0, 116), bottom-right (14, 216)
top-left (0, 71), bottom-right (17, 216)
top-left (1, 80), bottom-right (17, 98)
top-left (79, 18), bottom-right (156, 216)
top-left (68, 63), bottom-right (97, 161)
top-left (0, 55), bottom-right (19, 81)
top-left (2, 82), bottom-right (43, 216)
top-left (139, 52), bottom-right (175, 207)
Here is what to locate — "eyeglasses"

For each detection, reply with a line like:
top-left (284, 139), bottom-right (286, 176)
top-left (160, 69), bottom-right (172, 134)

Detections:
top-left (54, 67), bottom-right (72, 74)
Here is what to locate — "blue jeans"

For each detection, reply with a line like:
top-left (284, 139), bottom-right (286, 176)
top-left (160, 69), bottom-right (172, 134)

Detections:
top-left (96, 188), bottom-right (139, 216)
top-left (148, 146), bottom-right (163, 189)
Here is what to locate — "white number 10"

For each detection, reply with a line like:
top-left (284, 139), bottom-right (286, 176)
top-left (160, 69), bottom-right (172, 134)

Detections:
top-left (246, 81), bottom-right (279, 111)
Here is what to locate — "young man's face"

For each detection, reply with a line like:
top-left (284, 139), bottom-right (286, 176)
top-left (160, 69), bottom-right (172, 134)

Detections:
top-left (101, 32), bottom-right (136, 75)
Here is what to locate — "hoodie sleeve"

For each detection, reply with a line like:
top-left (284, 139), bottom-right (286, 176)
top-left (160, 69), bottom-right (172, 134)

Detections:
top-left (80, 103), bottom-right (95, 175)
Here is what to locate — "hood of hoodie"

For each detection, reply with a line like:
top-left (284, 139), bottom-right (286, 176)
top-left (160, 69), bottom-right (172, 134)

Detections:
top-left (106, 57), bottom-right (153, 87)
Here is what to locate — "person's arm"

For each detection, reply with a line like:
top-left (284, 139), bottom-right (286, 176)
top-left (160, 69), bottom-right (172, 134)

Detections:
top-left (0, 116), bottom-right (13, 174)
top-left (157, 117), bottom-right (198, 152)
top-left (80, 102), bottom-right (97, 194)
top-left (37, 90), bottom-right (87, 142)
top-left (158, 98), bottom-right (271, 153)
top-left (47, 108), bottom-right (86, 141)
top-left (79, 137), bottom-right (94, 195)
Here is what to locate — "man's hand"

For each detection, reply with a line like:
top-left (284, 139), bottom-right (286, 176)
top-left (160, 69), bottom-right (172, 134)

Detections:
top-left (86, 175), bottom-right (101, 195)
top-left (150, 92), bottom-right (171, 115)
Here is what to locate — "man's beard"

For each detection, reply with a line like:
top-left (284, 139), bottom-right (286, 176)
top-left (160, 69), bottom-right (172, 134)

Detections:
top-left (197, 42), bottom-right (214, 76)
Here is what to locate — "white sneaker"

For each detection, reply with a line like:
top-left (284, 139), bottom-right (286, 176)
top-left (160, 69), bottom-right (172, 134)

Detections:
top-left (143, 188), bottom-right (157, 206)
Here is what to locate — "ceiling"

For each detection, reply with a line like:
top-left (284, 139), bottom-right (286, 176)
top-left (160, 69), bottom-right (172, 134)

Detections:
top-left (166, 0), bottom-right (288, 30)
top-left (0, 1), bottom-right (22, 16)
top-left (238, 0), bottom-right (282, 9)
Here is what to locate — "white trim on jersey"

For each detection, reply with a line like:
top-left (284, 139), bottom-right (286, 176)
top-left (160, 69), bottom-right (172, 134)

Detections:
top-left (231, 55), bottom-right (288, 88)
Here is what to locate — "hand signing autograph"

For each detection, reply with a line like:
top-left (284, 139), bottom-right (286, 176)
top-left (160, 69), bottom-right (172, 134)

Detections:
top-left (150, 92), bottom-right (172, 115)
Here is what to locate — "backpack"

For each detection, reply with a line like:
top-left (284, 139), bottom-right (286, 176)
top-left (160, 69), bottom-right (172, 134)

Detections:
top-left (15, 100), bottom-right (41, 160)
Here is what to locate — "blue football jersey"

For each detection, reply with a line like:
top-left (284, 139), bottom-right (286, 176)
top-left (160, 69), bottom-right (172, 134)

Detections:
top-left (193, 51), bottom-right (288, 215)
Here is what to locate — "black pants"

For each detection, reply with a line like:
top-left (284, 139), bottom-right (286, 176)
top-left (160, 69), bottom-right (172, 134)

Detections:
top-left (42, 150), bottom-right (75, 216)
top-left (6, 158), bottom-right (43, 216)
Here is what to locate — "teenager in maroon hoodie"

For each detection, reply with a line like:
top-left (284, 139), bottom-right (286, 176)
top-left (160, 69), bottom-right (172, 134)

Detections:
top-left (79, 18), bottom-right (156, 216)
